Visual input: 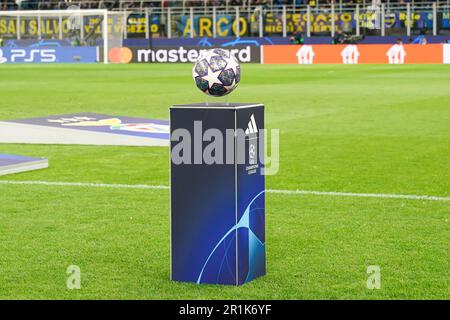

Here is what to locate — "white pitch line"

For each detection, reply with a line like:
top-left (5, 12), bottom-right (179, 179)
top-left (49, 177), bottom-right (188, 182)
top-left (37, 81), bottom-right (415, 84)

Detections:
top-left (0, 180), bottom-right (169, 190)
top-left (266, 189), bottom-right (450, 202)
top-left (0, 180), bottom-right (449, 202)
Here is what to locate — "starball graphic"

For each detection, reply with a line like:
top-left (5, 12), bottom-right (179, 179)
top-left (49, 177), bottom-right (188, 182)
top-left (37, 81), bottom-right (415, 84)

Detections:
top-left (192, 48), bottom-right (241, 97)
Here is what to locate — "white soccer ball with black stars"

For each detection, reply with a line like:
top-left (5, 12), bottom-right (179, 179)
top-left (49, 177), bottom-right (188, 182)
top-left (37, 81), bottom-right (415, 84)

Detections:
top-left (192, 48), bottom-right (240, 97)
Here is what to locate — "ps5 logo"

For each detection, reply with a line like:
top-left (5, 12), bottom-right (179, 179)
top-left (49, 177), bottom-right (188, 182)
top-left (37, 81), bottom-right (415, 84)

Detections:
top-left (0, 49), bottom-right (7, 64)
top-left (10, 49), bottom-right (56, 63)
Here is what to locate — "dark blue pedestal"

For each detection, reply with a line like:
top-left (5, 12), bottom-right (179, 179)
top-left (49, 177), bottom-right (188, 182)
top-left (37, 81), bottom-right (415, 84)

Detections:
top-left (170, 103), bottom-right (266, 285)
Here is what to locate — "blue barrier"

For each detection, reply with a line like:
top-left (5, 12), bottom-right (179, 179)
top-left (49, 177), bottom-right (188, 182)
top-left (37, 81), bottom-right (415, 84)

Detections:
top-left (0, 46), bottom-right (98, 63)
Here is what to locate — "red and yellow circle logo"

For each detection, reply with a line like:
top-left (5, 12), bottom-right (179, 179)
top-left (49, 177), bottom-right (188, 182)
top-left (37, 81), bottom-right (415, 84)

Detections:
top-left (108, 47), bottom-right (133, 64)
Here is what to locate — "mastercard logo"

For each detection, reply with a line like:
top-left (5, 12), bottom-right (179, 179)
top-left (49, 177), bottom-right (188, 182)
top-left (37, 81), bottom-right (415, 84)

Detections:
top-left (109, 47), bottom-right (133, 64)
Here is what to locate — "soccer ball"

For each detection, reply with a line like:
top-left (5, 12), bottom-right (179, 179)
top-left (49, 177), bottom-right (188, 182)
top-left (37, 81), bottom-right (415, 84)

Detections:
top-left (192, 49), bottom-right (241, 97)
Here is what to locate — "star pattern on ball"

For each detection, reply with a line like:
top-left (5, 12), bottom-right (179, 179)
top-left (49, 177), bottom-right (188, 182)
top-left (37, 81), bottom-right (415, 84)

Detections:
top-left (203, 68), bottom-right (225, 91)
top-left (192, 49), bottom-right (241, 97)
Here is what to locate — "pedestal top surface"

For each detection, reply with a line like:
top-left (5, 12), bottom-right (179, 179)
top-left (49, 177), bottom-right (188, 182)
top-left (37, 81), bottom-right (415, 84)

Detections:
top-left (171, 103), bottom-right (263, 109)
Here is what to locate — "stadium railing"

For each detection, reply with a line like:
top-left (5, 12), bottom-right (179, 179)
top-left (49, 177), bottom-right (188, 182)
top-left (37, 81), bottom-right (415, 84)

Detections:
top-left (0, 1), bottom-right (447, 11)
top-left (0, 1), bottom-right (449, 39)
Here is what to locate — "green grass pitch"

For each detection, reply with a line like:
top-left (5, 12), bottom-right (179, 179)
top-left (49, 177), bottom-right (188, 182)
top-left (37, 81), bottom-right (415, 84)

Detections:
top-left (0, 64), bottom-right (448, 299)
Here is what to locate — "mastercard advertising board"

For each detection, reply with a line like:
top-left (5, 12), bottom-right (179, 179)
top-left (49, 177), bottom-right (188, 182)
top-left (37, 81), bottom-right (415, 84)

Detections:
top-left (261, 44), bottom-right (444, 64)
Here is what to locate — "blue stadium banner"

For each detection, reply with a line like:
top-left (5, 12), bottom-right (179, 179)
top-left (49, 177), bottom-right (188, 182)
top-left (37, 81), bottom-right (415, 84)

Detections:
top-left (170, 103), bottom-right (266, 285)
top-left (0, 46), bottom-right (98, 63)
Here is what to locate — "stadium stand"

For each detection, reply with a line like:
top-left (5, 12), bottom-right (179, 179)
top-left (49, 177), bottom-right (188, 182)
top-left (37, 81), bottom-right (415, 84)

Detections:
top-left (0, 1), bottom-right (444, 11)
top-left (0, 0), bottom-right (448, 43)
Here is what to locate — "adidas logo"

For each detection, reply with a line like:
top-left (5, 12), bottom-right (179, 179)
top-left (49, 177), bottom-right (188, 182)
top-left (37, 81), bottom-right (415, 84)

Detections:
top-left (245, 114), bottom-right (258, 135)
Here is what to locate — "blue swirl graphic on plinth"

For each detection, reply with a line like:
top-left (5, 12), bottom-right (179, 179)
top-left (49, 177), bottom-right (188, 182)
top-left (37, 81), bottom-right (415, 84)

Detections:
top-left (196, 190), bottom-right (265, 284)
